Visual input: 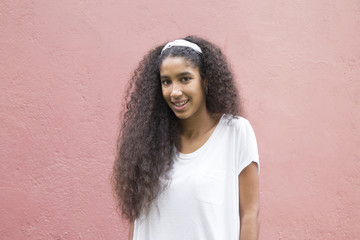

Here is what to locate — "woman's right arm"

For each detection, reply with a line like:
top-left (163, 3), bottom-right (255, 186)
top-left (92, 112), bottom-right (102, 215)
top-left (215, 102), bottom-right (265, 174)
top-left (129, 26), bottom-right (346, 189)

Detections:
top-left (128, 220), bottom-right (134, 240)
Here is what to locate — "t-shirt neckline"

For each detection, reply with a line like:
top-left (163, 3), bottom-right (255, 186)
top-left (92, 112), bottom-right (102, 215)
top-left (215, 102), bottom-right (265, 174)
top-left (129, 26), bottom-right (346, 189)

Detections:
top-left (176, 114), bottom-right (226, 160)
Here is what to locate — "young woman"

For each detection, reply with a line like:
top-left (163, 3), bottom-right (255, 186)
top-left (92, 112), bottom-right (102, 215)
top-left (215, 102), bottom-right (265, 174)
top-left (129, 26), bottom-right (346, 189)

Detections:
top-left (112, 36), bottom-right (260, 240)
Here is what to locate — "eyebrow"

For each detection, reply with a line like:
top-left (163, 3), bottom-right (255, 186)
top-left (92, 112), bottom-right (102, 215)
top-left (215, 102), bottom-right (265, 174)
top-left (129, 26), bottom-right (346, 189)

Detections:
top-left (160, 71), bottom-right (194, 79)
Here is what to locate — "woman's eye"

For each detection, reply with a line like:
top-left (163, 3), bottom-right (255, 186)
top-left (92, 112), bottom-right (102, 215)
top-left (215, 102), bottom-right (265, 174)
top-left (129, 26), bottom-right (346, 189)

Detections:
top-left (181, 77), bottom-right (191, 82)
top-left (161, 80), bottom-right (170, 86)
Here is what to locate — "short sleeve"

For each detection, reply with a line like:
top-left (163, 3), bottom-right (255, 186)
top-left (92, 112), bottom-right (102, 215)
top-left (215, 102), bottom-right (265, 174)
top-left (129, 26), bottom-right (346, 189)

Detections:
top-left (235, 118), bottom-right (260, 175)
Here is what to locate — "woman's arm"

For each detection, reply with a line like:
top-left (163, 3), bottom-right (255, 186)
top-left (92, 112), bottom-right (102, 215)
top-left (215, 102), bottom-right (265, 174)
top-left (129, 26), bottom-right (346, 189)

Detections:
top-left (239, 162), bottom-right (260, 240)
top-left (128, 220), bottom-right (134, 240)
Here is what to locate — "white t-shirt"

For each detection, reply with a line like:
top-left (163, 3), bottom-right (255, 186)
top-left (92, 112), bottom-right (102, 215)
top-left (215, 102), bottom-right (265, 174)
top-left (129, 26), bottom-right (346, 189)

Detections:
top-left (133, 114), bottom-right (260, 240)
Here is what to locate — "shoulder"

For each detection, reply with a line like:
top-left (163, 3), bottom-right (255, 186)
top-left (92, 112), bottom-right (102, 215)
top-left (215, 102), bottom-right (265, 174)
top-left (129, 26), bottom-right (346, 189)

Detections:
top-left (222, 114), bottom-right (251, 130)
top-left (220, 114), bottom-right (257, 141)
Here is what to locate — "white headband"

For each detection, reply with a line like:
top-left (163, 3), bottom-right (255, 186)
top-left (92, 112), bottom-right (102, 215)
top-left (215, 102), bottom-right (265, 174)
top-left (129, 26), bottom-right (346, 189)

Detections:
top-left (160, 39), bottom-right (202, 55)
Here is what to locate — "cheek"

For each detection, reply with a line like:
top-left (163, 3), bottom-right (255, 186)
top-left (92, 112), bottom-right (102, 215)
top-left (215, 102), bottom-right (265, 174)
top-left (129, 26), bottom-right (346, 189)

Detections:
top-left (161, 87), bottom-right (169, 100)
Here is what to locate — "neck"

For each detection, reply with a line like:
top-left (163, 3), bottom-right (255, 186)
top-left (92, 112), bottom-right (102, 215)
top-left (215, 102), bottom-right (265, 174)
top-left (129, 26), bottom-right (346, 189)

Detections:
top-left (179, 110), bottom-right (218, 139)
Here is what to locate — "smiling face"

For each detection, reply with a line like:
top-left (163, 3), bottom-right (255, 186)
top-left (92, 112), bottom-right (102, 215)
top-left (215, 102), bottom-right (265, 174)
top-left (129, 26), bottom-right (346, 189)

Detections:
top-left (160, 57), bottom-right (207, 121)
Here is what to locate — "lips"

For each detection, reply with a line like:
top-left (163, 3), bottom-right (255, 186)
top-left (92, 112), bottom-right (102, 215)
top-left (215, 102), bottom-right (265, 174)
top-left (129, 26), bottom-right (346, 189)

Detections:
top-left (174, 100), bottom-right (189, 106)
top-left (171, 99), bottom-right (189, 111)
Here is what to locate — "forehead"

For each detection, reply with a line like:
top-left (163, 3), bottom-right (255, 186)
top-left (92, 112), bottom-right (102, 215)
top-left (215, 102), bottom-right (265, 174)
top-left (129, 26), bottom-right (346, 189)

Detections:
top-left (160, 57), bottom-right (199, 74)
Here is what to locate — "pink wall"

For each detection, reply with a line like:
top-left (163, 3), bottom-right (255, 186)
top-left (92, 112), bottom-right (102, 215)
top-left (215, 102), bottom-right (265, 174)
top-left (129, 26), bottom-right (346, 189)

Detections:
top-left (1, 0), bottom-right (359, 239)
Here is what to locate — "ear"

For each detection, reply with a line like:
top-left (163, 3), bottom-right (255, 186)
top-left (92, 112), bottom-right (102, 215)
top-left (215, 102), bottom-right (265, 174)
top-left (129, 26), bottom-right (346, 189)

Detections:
top-left (202, 78), bottom-right (208, 95)
top-left (202, 78), bottom-right (207, 89)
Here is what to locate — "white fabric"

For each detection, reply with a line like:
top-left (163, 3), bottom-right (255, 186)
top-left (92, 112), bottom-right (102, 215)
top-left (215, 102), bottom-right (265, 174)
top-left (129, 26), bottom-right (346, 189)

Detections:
top-left (133, 114), bottom-right (260, 240)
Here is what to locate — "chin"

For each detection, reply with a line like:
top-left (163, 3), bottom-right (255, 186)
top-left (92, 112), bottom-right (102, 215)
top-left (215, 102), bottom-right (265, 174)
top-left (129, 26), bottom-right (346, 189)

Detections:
top-left (174, 114), bottom-right (188, 120)
top-left (173, 111), bottom-right (191, 120)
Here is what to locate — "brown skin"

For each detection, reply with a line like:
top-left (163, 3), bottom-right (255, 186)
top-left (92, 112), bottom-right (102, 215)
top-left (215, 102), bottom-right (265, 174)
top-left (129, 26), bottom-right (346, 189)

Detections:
top-left (128, 56), bottom-right (259, 239)
top-left (128, 221), bottom-right (134, 240)
top-left (160, 57), bottom-right (219, 154)
top-left (239, 162), bottom-right (260, 240)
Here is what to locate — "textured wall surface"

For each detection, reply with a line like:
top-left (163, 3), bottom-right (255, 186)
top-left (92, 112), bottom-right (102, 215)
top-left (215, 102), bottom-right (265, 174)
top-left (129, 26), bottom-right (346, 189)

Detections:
top-left (1, 0), bottom-right (359, 239)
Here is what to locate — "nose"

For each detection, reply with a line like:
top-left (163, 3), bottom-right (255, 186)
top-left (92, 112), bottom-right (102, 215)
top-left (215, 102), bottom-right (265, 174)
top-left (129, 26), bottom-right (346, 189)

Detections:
top-left (170, 83), bottom-right (182, 99)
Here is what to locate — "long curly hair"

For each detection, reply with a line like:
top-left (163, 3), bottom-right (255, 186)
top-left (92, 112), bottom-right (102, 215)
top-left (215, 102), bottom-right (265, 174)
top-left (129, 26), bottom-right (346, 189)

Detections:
top-left (112, 35), bottom-right (242, 222)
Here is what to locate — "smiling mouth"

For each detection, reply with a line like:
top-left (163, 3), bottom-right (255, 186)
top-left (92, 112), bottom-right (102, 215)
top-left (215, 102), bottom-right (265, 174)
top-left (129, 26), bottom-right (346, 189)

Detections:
top-left (173, 100), bottom-right (189, 107)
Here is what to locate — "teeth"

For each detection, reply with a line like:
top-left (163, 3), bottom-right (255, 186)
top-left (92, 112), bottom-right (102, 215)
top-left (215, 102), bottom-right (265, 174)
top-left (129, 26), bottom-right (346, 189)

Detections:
top-left (174, 100), bottom-right (188, 106)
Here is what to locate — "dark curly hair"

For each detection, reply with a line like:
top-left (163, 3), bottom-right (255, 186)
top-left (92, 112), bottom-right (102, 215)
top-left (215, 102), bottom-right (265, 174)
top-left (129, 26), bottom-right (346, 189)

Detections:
top-left (112, 35), bottom-right (242, 222)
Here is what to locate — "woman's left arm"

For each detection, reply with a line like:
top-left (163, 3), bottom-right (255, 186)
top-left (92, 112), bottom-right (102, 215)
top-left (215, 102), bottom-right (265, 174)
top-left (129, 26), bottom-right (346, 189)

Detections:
top-left (239, 162), bottom-right (260, 240)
